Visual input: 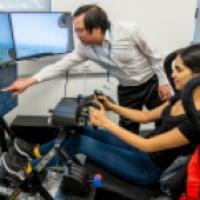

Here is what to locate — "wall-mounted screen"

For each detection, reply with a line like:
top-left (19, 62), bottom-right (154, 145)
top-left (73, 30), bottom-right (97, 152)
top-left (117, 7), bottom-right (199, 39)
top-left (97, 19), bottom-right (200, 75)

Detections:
top-left (0, 64), bottom-right (17, 116)
top-left (0, 0), bottom-right (51, 12)
top-left (0, 13), bottom-right (15, 66)
top-left (193, 0), bottom-right (200, 43)
top-left (11, 12), bottom-right (74, 60)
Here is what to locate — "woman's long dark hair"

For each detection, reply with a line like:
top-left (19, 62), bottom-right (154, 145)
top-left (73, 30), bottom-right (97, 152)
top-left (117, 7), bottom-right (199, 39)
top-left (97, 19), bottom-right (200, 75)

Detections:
top-left (179, 44), bottom-right (200, 129)
top-left (181, 74), bottom-right (200, 130)
top-left (179, 44), bottom-right (200, 73)
top-left (164, 44), bottom-right (200, 93)
top-left (164, 48), bottom-right (182, 93)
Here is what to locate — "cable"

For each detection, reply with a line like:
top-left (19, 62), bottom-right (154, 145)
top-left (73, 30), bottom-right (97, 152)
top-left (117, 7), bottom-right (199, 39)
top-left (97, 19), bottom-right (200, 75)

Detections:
top-left (64, 71), bottom-right (69, 98)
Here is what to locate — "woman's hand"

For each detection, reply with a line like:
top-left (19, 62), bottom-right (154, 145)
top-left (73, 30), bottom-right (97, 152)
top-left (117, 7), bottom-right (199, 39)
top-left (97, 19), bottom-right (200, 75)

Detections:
top-left (94, 95), bottom-right (115, 111)
top-left (89, 101), bottom-right (110, 128)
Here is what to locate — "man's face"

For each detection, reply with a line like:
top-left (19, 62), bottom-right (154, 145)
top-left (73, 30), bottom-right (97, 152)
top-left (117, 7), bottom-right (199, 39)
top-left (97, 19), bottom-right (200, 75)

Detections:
top-left (73, 14), bottom-right (103, 45)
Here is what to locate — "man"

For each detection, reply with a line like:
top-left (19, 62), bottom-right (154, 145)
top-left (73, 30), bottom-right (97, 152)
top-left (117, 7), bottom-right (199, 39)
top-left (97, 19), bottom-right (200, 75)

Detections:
top-left (3, 4), bottom-right (171, 133)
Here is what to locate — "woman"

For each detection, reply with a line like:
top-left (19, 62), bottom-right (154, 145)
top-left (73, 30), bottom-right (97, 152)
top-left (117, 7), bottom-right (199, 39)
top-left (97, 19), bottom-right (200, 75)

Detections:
top-left (37, 44), bottom-right (200, 186)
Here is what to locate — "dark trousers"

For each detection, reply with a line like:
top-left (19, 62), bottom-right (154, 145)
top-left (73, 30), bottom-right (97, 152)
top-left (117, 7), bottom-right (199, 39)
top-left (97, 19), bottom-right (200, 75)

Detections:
top-left (118, 75), bottom-right (162, 134)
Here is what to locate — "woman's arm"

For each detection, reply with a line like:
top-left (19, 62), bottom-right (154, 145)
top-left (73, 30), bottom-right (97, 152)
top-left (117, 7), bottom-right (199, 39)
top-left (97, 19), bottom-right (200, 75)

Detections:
top-left (105, 121), bottom-right (189, 152)
top-left (110, 101), bottom-right (169, 123)
top-left (99, 94), bottom-right (169, 123)
top-left (89, 106), bottom-right (190, 153)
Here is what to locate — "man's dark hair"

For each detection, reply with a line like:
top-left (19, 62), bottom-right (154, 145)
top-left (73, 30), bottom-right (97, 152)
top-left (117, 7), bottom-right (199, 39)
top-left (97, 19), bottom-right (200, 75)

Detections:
top-left (73, 4), bottom-right (110, 33)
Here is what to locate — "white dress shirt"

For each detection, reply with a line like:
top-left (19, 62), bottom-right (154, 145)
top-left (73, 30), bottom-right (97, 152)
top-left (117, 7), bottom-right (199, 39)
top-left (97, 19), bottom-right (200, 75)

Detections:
top-left (33, 22), bottom-right (168, 86)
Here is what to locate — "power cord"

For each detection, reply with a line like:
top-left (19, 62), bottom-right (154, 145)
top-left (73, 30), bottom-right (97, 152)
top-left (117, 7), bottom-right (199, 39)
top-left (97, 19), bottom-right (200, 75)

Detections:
top-left (64, 72), bottom-right (69, 98)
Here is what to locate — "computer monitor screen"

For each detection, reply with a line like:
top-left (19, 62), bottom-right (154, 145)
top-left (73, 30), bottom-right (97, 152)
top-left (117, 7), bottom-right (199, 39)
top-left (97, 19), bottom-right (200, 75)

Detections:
top-left (11, 12), bottom-right (74, 60)
top-left (0, 0), bottom-right (51, 12)
top-left (0, 13), bottom-right (15, 65)
top-left (193, 0), bottom-right (200, 43)
top-left (0, 64), bottom-right (17, 116)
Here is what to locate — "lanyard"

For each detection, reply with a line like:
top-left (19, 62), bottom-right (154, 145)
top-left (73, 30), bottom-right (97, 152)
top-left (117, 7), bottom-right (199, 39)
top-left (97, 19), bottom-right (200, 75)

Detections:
top-left (92, 29), bottom-right (112, 82)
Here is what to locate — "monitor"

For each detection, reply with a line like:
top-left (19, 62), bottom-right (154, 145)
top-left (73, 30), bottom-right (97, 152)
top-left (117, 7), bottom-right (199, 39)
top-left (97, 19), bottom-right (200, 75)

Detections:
top-left (11, 12), bottom-right (74, 60)
top-left (0, 0), bottom-right (51, 12)
top-left (193, 0), bottom-right (200, 43)
top-left (0, 13), bottom-right (16, 66)
top-left (0, 63), bottom-right (17, 116)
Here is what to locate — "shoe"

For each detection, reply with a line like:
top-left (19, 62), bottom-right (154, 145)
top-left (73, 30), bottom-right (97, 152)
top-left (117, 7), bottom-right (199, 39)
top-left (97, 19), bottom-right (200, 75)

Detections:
top-left (13, 138), bottom-right (41, 160)
top-left (1, 147), bottom-right (27, 181)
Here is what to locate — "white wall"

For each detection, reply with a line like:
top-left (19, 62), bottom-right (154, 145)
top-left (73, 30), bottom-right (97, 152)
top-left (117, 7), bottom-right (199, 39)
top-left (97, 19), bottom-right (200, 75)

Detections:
top-left (5, 0), bottom-right (197, 128)
top-left (53, 0), bottom-right (196, 53)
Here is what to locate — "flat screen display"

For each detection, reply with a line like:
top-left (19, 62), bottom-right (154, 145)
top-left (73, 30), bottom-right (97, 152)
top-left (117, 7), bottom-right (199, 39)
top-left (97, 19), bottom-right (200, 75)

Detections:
top-left (193, 0), bottom-right (200, 43)
top-left (11, 12), bottom-right (74, 60)
top-left (0, 64), bottom-right (17, 116)
top-left (0, 13), bottom-right (15, 65)
top-left (0, 0), bottom-right (51, 12)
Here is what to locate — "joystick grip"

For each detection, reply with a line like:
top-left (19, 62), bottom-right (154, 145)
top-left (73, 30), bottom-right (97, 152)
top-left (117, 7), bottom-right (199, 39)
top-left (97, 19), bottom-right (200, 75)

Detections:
top-left (94, 89), bottom-right (115, 103)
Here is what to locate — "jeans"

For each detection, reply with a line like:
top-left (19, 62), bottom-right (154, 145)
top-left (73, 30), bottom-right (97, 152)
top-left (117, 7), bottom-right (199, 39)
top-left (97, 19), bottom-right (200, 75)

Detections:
top-left (32, 127), bottom-right (161, 186)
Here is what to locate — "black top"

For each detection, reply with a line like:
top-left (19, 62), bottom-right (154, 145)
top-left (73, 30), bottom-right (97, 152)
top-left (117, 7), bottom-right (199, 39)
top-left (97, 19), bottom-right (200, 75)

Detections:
top-left (148, 94), bottom-right (200, 169)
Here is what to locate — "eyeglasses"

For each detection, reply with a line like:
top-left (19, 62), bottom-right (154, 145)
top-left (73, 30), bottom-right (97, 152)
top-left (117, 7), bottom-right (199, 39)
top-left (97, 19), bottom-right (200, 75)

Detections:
top-left (74, 27), bottom-right (86, 34)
